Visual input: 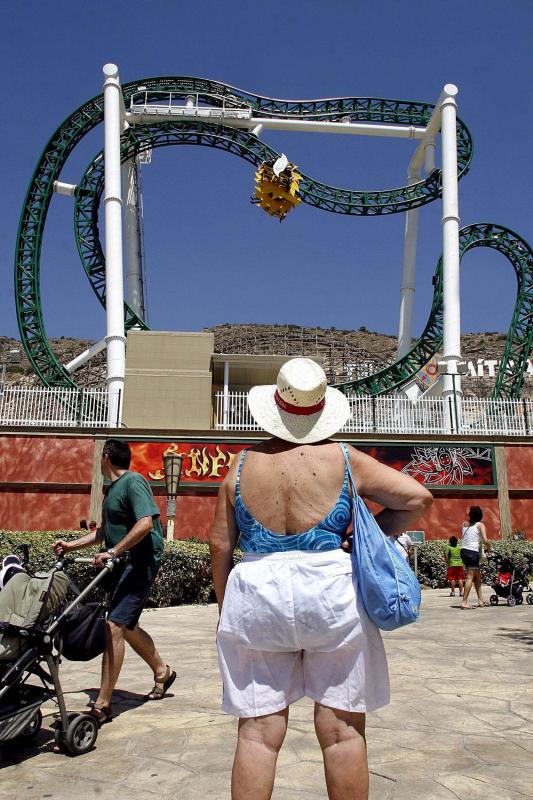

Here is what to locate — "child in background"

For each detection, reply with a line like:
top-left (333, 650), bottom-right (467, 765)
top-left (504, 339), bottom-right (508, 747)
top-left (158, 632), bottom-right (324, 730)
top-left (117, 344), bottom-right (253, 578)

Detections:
top-left (445, 536), bottom-right (464, 597)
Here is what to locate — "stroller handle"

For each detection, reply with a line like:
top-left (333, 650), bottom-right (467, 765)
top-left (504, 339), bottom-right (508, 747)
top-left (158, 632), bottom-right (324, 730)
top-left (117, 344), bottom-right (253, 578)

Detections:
top-left (57, 554), bottom-right (124, 570)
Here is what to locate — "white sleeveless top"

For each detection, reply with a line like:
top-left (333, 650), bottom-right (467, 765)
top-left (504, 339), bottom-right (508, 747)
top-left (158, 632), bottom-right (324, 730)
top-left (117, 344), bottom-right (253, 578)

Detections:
top-left (462, 524), bottom-right (481, 552)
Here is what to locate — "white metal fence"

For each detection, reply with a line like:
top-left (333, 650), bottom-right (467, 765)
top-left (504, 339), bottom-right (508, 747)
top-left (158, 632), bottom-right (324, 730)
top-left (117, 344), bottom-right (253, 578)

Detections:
top-left (215, 391), bottom-right (533, 437)
top-left (2, 386), bottom-right (532, 435)
top-left (0, 387), bottom-right (118, 428)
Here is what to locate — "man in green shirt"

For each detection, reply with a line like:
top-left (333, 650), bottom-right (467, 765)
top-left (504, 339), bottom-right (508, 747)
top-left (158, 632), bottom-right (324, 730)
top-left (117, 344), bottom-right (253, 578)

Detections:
top-left (53, 439), bottom-right (175, 723)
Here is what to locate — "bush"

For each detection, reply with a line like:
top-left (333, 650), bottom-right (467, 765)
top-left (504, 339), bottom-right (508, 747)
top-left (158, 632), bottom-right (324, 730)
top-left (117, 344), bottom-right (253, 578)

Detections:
top-left (0, 530), bottom-right (235, 607)
top-left (413, 539), bottom-right (533, 588)
top-left (2, 531), bottom-right (532, 602)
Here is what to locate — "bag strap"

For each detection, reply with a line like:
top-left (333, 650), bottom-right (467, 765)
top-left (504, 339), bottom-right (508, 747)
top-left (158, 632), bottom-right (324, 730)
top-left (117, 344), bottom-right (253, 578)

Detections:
top-left (339, 443), bottom-right (361, 540)
top-left (339, 442), bottom-right (357, 499)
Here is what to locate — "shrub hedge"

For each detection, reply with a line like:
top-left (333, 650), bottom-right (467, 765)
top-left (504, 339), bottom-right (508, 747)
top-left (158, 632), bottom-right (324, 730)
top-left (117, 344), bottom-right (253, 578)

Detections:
top-left (1, 531), bottom-right (532, 603)
top-left (415, 538), bottom-right (533, 588)
top-left (0, 530), bottom-right (223, 607)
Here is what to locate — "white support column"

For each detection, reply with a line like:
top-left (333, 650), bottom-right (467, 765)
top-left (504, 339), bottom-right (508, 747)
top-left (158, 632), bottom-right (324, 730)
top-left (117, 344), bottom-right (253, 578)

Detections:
top-left (397, 171), bottom-right (420, 359)
top-left (65, 338), bottom-right (107, 374)
top-left (223, 361), bottom-right (230, 430)
top-left (122, 158), bottom-right (145, 318)
top-left (103, 63), bottom-right (127, 426)
top-left (440, 84), bottom-right (462, 427)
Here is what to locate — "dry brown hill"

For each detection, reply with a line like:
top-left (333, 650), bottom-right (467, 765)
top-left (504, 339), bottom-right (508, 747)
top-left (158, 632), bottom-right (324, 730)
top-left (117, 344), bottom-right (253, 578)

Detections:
top-left (1, 325), bottom-right (530, 398)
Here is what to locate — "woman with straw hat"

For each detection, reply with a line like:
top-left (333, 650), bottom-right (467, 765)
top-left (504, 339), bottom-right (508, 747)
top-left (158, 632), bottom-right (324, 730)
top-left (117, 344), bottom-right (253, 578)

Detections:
top-left (209, 357), bottom-right (432, 800)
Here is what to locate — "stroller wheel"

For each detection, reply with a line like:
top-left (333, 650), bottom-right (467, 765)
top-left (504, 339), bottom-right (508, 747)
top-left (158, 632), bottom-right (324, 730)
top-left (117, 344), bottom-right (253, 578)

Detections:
top-left (64, 713), bottom-right (98, 756)
top-left (527, 594), bottom-right (533, 605)
top-left (489, 595), bottom-right (499, 605)
top-left (508, 595), bottom-right (517, 607)
top-left (19, 709), bottom-right (42, 739)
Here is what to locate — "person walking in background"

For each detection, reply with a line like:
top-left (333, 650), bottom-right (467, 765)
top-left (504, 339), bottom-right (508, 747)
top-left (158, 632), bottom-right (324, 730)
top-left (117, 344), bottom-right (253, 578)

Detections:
top-left (393, 531), bottom-right (414, 562)
top-left (460, 506), bottom-right (492, 609)
top-left (445, 536), bottom-right (464, 597)
top-left (53, 439), bottom-right (175, 723)
top-left (209, 358), bottom-right (432, 800)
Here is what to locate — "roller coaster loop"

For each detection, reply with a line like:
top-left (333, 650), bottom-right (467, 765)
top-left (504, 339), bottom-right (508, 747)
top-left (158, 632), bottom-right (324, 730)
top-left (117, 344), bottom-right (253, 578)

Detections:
top-left (13, 77), bottom-right (532, 397)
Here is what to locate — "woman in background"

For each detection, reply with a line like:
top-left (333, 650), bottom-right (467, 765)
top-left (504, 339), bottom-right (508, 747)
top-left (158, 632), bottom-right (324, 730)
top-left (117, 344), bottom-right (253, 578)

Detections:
top-left (460, 506), bottom-right (491, 609)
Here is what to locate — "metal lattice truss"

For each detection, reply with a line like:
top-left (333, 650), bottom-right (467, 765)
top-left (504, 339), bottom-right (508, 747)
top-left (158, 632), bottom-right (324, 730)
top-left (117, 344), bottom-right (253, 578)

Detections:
top-left (14, 77), bottom-right (532, 397)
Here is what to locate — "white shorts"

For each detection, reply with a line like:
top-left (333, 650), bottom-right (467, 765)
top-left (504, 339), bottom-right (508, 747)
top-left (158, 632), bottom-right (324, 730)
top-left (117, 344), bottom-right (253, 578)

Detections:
top-left (217, 550), bottom-right (390, 718)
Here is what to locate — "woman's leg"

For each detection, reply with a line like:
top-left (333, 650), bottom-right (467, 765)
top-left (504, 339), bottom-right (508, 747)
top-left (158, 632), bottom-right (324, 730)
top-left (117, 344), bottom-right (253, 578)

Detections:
top-left (462, 568), bottom-right (475, 607)
top-left (473, 569), bottom-right (484, 604)
top-left (231, 708), bottom-right (289, 800)
top-left (450, 579), bottom-right (456, 595)
top-left (459, 578), bottom-right (464, 595)
top-left (314, 703), bottom-right (368, 800)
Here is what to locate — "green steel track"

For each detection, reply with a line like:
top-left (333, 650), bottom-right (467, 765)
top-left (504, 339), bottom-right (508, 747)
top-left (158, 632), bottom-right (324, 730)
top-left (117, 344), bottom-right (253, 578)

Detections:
top-left (14, 77), bottom-right (532, 396)
top-left (335, 223), bottom-right (533, 398)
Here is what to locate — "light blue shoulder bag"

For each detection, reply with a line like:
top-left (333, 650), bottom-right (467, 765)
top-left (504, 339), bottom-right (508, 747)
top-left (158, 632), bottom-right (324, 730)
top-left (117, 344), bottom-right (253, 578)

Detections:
top-left (341, 444), bottom-right (421, 631)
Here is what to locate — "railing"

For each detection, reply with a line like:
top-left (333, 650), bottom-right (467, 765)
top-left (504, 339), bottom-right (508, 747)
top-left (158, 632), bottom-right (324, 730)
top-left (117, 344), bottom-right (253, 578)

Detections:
top-left (215, 392), bottom-right (533, 437)
top-left (2, 386), bottom-right (532, 435)
top-left (128, 91), bottom-right (253, 120)
top-left (0, 387), bottom-right (118, 428)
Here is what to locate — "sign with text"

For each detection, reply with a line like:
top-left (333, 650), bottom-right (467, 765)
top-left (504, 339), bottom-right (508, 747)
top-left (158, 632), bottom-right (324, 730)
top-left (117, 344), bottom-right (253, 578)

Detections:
top-left (129, 441), bottom-right (495, 488)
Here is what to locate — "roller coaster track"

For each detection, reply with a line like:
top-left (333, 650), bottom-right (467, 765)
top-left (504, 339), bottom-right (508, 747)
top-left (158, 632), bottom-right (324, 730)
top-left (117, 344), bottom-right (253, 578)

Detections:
top-left (335, 223), bottom-right (533, 398)
top-left (14, 77), bottom-right (532, 396)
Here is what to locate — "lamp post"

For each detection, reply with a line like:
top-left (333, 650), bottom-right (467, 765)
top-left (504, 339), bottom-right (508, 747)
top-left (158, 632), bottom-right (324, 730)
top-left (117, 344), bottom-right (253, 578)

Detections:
top-left (163, 452), bottom-right (183, 542)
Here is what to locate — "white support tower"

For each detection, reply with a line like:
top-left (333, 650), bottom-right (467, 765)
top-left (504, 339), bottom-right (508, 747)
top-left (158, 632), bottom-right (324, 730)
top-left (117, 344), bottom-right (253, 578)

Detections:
top-left (103, 63), bottom-right (127, 426)
top-left (397, 87), bottom-right (445, 361)
top-left (122, 157), bottom-right (145, 319)
top-left (440, 84), bottom-right (462, 426)
top-left (397, 172), bottom-right (421, 360)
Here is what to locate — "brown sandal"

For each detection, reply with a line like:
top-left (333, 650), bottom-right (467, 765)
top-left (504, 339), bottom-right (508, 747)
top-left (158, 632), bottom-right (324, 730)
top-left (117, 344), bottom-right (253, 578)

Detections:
top-left (88, 704), bottom-right (112, 724)
top-left (145, 666), bottom-right (176, 701)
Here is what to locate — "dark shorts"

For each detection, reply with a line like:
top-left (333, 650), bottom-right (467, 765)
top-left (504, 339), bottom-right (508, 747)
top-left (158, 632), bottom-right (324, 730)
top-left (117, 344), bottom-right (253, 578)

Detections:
top-left (107, 562), bottom-right (159, 630)
top-left (460, 549), bottom-right (480, 570)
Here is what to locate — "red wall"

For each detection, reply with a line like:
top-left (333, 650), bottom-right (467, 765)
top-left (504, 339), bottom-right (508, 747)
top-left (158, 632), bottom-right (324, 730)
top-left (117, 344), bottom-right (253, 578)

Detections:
top-left (152, 491), bottom-right (217, 541)
top-left (0, 435), bottom-right (93, 484)
top-left (0, 489), bottom-right (92, 531)
top-left (505, 444), bottom-right (533, 488)
top-left (0, 435), bottom-right (95, 531)
top-left (0, 433), bottom-right (531, 540)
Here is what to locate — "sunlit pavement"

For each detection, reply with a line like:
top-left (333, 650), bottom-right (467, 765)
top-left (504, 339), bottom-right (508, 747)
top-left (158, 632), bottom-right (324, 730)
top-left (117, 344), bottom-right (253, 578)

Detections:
top-left (1, 588), bottom-right (533, 799)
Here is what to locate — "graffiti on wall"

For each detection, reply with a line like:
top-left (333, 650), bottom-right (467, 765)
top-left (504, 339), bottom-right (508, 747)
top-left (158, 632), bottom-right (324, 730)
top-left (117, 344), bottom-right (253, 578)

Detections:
top-left (129, 441), bottom-right (495, 488)
top-left (401, 446), bottom-right (493, 486)
top-left (355, 445), bottom-right (494, 486)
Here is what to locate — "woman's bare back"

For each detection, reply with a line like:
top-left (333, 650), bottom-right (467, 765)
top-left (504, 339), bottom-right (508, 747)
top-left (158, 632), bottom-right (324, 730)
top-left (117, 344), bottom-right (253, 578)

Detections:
top-left (226, 437), bottom-right (433, 538)
top-left (236, 440), bottom-right (349, 535)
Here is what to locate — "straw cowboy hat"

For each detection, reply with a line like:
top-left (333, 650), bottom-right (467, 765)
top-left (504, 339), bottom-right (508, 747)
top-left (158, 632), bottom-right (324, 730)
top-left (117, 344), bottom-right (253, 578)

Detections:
top-left (248, 357), bottom-right (351, 444)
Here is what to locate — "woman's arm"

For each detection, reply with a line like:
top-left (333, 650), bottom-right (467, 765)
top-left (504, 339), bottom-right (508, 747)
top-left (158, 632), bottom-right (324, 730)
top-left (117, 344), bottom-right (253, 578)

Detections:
top-left (208, 470), bottom-right (239, 613)
top-left (349, 446), bottom-right (433, 535)
top-left (478, 522), bottom-right (491, 549)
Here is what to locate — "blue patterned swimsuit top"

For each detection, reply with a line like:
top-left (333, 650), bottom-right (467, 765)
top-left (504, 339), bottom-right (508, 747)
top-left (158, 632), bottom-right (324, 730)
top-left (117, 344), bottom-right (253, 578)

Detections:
top-left (235, 443), bottom-right (352, 552)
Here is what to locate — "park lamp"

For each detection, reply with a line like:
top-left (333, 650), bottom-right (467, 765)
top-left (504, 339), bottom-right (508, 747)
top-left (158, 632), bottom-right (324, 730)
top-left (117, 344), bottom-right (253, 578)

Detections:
top-left (162, 453), bottom-right (183, 541)
top-left (436, 359), bottom-right (468, 377)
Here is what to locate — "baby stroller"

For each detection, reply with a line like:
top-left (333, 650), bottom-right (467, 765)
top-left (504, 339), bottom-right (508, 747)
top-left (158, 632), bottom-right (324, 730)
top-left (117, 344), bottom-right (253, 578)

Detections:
top-left (488, 553), bottom-right (533, 607)
top-left (0, 549), bottom-right (120, 756)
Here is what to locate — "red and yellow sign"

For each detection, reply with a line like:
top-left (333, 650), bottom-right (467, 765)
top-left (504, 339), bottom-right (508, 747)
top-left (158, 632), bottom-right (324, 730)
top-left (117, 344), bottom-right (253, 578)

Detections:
top-left (129, 440), bottom-right (495, 488)
top-left (129, 441), bottom-right (248, 485)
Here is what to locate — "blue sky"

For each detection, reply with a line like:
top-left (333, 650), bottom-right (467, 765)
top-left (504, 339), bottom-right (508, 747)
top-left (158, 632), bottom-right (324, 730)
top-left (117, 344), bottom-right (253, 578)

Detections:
top-left (1, 0), bottom-right (532, 348)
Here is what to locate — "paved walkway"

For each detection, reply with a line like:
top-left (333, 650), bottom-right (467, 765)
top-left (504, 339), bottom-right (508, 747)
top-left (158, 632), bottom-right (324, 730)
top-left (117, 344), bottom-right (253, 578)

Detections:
top-left (1, 589), bottom-right (533, 799)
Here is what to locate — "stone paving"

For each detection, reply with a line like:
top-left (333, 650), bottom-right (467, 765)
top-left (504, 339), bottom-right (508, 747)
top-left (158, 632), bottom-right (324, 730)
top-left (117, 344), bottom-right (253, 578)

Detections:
top-left (1, 588), bottom-right (533, 799)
